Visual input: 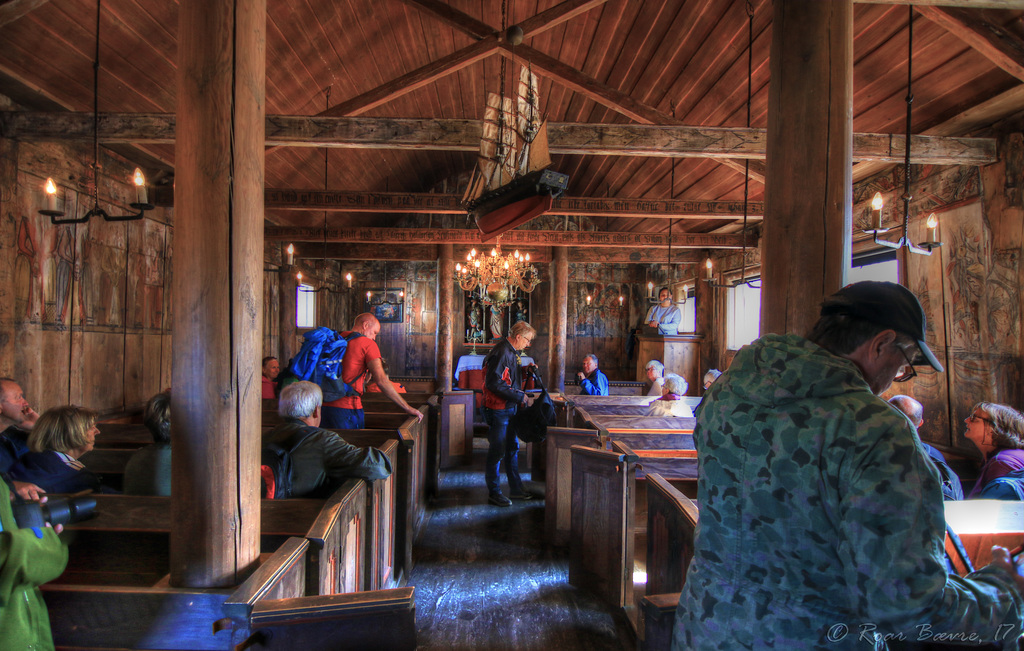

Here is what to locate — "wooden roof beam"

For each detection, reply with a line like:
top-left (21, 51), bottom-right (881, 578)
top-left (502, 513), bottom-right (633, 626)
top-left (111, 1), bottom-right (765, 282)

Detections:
top-left (262, 188), bottom-right (764, 219)
top-left (394, 0), bottom-right (495, 40)
top-left (290, 242), bottom-right (704, 264)
top-left (518, 0), bottom-right (613, 37)
top-left (1, 112), bottom-right (997, 165)
top-left (916, 6), bottom-right (1024, 82)
top-left (854, 1), bottom-right (1024, 9)
top-left (0, 0), bottom-right (50, 28)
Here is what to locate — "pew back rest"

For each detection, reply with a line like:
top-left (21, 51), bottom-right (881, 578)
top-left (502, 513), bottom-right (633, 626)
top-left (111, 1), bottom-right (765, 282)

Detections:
top-left (645, 473), bottom-right (698, 596)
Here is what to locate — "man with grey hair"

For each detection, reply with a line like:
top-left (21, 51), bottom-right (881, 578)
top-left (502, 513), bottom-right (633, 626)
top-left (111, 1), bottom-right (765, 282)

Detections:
top-left (645, 360), bottom-right (666, 397)
top-left (262, 381), bottom-right (391, 498)
top-left (0, 377), bottom-right (46, 500)
top-left (888, 394), bottom-right (963, 501)
top-left (577, 354), bottom-right (609, 396)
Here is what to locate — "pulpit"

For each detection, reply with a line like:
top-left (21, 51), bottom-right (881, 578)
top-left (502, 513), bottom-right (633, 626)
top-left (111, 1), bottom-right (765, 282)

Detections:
top-left (635, 334), bottom-right (703, 396)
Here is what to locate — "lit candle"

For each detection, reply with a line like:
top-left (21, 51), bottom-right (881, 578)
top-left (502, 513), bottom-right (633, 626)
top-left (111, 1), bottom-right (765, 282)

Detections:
top-left (524, 253), bottom-right (530, 262)
top-left (133, 168), bottom-right (148, 205)
top-left (399, 290), bottom-right (404, 299)
top-left (366, 291), bottom-right (372, 301)
top-left (456, 263), bottom-right (462, 272)
top-left (345, 272), bottom-right (353, 288)
top-left (586, 295), bottom-right (592, 305)
top-left (470, 248), bottom-right (476, 258)
top-left (296, 271), bottom-right (303, 282)
top-left (618, 295), bottom-right (624, 306)
top-left (286, 243), bottom-right (295, 266)
top-left (926, 213), bottom-right (938, 241)
top-left (705, 258), bottom-right (713, 279)
top-left (871, 192), bottom-right (884, 229)
top-left (647, 281), bottom-right (654, 299)
top-left (44, 178), bottom-right (58, 212)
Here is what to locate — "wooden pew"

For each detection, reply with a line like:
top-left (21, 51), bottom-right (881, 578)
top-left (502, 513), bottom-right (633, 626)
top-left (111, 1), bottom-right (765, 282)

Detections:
top-left (567, 437), bottom-right (697, 633)
top-left (544, 427), bottom-right (602, 546)
top-left (559, 394), bottom-right (699, 428)
top-left (95, 422), bottom-right (154, 448)
top-left (640, 473), bottom-right (699, 651)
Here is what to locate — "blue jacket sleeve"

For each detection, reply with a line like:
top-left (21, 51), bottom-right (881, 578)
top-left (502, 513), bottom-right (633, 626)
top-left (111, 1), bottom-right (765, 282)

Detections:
top-left (580, 371), bottom-right (609, 396)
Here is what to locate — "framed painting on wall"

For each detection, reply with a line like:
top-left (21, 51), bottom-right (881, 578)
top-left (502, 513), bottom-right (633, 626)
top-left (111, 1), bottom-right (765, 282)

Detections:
top-left (364, 288), bottom-right (404, 323)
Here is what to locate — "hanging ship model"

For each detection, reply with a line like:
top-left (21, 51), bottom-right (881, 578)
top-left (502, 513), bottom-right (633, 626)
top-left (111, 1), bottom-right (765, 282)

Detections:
top-left (462, 66), bottom-right (569, 242)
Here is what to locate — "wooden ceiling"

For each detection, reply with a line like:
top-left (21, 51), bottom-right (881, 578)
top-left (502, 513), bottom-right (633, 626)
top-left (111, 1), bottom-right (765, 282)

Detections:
top-left (0, 0), bottom-right (1022, 250)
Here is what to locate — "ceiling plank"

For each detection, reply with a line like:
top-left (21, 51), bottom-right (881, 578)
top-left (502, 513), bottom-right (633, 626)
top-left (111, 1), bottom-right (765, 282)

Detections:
top-left (393, 0), bottom-right (495, 40)
top-left (319, 36), bottom-right (499, 118)
top-left (0, 0), bottom-right (50, 29)
top-left (2, 112), bottom-right (997, 165)
top-left (496, 42), bottom-right (675, 125)
top-left (267, 225), bottom-right (754, 249)
top-left (262, 188), bottom-right (764, 219)
top-left (917, 6), bottom-right (1024, 82)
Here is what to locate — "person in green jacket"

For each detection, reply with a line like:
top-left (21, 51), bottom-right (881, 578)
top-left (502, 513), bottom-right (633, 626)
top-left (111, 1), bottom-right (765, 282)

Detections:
top-left (675, 281), bottom-right (1024, 649)
top-left (0, 476), bottom-right (68, 651)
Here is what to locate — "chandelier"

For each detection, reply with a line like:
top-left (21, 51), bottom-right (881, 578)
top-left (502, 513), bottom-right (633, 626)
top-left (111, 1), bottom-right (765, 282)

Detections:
top-left (454, 246), bottom-right (539, 307)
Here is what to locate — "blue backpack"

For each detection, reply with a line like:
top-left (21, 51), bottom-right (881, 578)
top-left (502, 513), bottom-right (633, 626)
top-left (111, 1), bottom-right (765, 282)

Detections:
top-left (288, 327), bottom-right (364, 401)
top-left (978, 469), bottom-right (1024, 501)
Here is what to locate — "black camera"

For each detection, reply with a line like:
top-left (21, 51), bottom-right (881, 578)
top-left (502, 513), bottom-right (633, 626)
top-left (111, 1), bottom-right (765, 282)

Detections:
top-left (11, 496), bottom-right (97, 529)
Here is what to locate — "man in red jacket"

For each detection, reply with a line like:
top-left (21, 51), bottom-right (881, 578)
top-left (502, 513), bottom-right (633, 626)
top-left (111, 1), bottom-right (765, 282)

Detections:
top-left (481, 321), bottom-right (536, 507)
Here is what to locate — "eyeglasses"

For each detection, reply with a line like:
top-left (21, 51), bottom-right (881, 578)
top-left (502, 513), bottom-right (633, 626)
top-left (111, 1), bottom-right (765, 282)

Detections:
top-left (966, 412), bottom-right (992, 425)
top-left (892, 344), bottom-right (917, 383)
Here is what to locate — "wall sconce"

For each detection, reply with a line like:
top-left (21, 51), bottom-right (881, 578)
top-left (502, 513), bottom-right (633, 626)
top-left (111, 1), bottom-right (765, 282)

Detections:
top-left (704, 257), bottom-right (732, 289)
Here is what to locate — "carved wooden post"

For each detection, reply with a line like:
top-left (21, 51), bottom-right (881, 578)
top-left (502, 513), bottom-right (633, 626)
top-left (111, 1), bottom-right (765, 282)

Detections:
top-left (762, 0), bottom-right (853, 336)
top-left (437, 244), bottom-right (454, 391)
top-left (171, 0), bottom-right (265, 588)
top-left (695, 261), bottom-right (718, 386)
top-left (549, 246), bottom-right (568, 392)
top-left (279, 267), bottom-right (297, 363)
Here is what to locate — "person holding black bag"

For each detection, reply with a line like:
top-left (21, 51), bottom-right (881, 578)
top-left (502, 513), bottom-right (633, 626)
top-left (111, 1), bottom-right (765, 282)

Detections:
top-left (481, 321), bottom-right (536, 507)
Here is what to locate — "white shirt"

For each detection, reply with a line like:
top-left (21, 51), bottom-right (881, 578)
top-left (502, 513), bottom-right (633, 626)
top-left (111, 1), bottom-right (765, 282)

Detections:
top-left (647, 377), bottom-right (665, 397)
top-left (645, 398), bottom-right (694, 418)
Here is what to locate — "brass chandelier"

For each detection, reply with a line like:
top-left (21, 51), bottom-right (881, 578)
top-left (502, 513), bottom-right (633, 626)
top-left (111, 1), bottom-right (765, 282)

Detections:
top-left (454, 246), bottom-right (539, 307)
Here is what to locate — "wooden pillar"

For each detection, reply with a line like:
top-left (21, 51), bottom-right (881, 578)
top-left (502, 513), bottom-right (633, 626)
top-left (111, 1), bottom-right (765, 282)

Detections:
top-left (548, 246), bottom-right (568, 392)
top-left (171, 0), bottom-right (265, 588)
top-left (437, 244), bottom-right (454, 391)
top-left (761, 0), bottom-right (853, 336)
top-left (279, 268), bottom-right (297, 363)
top-left (695, 261), bottom-right (717, 385)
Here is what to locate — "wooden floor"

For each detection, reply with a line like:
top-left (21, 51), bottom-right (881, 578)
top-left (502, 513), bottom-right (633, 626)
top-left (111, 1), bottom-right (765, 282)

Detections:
top-left (409, 445), bottom-right (636, 651)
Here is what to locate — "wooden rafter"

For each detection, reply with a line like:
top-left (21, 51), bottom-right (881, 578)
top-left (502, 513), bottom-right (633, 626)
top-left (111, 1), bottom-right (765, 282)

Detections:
top-left (0, 0), bottom-right (49, 28)
top-left (855, 1), bottom-right (1024, 8)
top-left (291, 242), bottom-right (704, 264)
top-left (266, 225), bottom-right (755, 250)
top-left (395, 0), bottom-right (495, 40)
top-left (917, 6), bottom-right (1024, 82)
top-left (518, 0), bottom-right (613, 37)
top-left (262, 188), bottom-right (764, 219)
top-left (1, 112), bottom-right (997, 165)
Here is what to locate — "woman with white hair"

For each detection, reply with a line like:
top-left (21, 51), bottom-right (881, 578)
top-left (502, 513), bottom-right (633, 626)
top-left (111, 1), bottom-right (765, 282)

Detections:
top-left (645, 374), bottom-right (693, 418)
top-left (645, 360), bottom-right (666, 397)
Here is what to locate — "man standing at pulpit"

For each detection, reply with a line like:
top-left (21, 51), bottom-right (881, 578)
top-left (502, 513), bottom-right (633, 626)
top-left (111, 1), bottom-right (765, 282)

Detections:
top-left (644, 287), bottom-right (681, 335)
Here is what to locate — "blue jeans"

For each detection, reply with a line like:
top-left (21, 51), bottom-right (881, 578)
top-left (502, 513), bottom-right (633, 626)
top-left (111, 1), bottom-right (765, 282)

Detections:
top-left (483, 406), bottom-right (524, 496)
top-left (322, 406), bottom-right (363, 429)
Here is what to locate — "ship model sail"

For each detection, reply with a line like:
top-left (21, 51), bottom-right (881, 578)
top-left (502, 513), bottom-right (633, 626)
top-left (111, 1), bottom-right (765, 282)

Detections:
top-left (462, 67), bottom-right (569, 241)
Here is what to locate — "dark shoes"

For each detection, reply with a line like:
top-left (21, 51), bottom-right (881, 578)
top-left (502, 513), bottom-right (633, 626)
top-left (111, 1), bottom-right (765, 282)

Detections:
top-left (488, 493), bottom-right (512, 507)
top-left (509, 491), bottom-right (535, 501)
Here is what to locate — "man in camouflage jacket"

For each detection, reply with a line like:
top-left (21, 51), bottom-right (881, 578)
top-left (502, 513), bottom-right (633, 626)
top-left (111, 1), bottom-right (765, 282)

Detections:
top-left (674, 282), bottom-right (1024, 649)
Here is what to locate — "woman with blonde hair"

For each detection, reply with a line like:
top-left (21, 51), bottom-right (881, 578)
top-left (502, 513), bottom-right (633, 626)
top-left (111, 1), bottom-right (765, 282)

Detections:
top-left (9, 405), bottom-right (108, 493)
top-left (963, 402), bottom-right (1024, 498)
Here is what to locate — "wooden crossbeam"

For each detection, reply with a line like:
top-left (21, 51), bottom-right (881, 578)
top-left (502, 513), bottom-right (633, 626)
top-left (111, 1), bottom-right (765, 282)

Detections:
top-left (855, 1), bottom-right (1024, 8)
top-left (0, 112), bottom-right (997, 165)
top-left (917, 7), bottom-right (1024, 82)
top-left (267, 226), bottom-right (754, 250)
top-left (264, 188), bottom-right (764, 219)
top-left (395, 0), bottom-right (495, 40)
top-left (291, 242), bottom-right (705, 264)
top-left (0, 0), bottom-right (49, 28)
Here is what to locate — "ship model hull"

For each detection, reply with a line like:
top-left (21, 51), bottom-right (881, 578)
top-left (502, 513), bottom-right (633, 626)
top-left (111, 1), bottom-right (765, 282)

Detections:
top-left (468, 169), bottom-right (569, 242)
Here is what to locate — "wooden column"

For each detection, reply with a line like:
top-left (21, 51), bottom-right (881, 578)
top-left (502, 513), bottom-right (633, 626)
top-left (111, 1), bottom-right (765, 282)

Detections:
top-left (279, 267), bottom-right (297, 363)
top-left (695, 266), bottom-right (717, 387)
top-left (171, 0), bottom-right (265, 588)
top-left (548, 246), bottom-right (568, 392)
top-left (437, 244), bottom-right (454, 391)
top-left (761, 0), bottom-right (853, 336)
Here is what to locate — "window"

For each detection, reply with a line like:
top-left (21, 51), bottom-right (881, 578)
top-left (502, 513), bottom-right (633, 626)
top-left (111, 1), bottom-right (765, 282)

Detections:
top-left (849, 249), bottom-right (899, 284)
top-left (678, 288), bottom-right (696, 333)
top-left (296, 284), bottom-right (315, 328)
top-left (726, 281), bottom-right (761, 350)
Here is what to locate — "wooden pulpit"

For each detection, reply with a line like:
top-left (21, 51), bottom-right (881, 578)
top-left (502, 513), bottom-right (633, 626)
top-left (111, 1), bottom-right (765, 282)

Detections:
top-left (635, 334), bottom-right (703, 396)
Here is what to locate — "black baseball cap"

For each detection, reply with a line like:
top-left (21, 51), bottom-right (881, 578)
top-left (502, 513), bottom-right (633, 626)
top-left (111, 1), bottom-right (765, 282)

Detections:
top-left (820, 281), bottom-right (943, 372)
